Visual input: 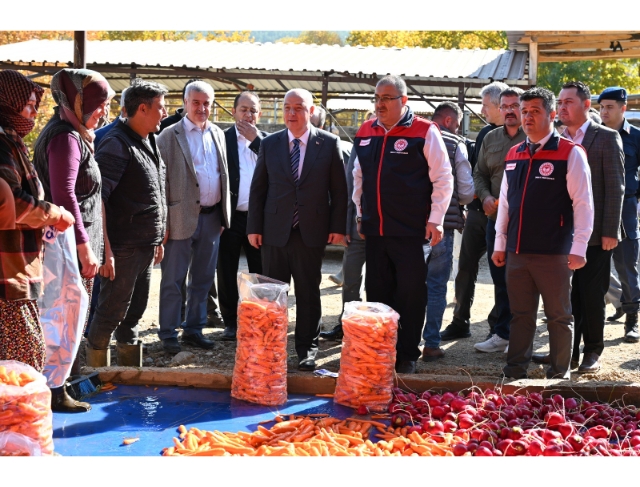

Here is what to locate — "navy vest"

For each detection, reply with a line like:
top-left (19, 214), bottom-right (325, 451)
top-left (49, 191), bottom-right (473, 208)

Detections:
top-left (354, 108), bottom-right (434, 237)
top-left (504, 135), bottom-right (575, 255)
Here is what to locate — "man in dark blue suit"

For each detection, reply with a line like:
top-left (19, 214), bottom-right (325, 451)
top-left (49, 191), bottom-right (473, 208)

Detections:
top-left (247, 88), bottom-right (348, 371)
top-left (217, 92), bottom-right (268, 340)
top-left (599, 86), bottom-right (640, 343)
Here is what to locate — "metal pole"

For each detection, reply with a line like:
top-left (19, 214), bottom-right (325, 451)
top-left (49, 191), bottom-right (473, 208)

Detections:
top-left (73, 31), bottom-right (86, 69)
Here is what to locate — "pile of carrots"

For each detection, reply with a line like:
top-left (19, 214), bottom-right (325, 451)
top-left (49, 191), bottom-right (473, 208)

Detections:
top-left (0, 363), bottom-right (53, 455)
top-left (162, 414), bottom-right (459, 456)
top-left (231, 299), bottom-right (289, 406)
top-left (334, 304), bottom-right (399, 412)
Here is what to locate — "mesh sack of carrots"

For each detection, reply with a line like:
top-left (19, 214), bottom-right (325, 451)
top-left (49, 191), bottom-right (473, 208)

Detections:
top-left (231, 273), bottom-right (290, 406)
top-left (334, 302), bottom-right (399, 412)
top-left (0, 361), bottom-right (53, 455)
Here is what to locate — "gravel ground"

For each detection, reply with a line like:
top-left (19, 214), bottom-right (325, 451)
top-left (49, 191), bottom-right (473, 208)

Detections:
top-left (81, 246), bottom-right (640, 386)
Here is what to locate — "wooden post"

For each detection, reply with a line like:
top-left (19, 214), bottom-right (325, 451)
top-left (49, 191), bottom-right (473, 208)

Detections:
top-left (73, 31), bottom-right (86, 69)
top-left (529, 41), bottom-right (538, 87)
top-left (321, 73), bottom-right (329, 109)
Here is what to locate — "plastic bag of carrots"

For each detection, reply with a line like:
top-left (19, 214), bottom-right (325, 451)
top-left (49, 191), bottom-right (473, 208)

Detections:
top-left (334, 302), bottom-right (400, 412)
top-left (0, 432), bottom-right (42, 456)
top-left (231, 273), bottom-right (290, 406)
top-left (0, 361), bottom-right (53, 455)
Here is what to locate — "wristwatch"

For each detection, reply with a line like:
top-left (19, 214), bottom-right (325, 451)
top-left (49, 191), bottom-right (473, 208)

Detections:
top-left (356, 216), bottom-right (362, 223)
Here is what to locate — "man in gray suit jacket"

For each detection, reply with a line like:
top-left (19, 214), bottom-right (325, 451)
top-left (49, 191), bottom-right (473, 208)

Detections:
top-left (248, 88), bottom-right (348, 371)
top-left (533, 81), bottom-right (624, 373)
top-left (156, 81), bottom-right (231, 354)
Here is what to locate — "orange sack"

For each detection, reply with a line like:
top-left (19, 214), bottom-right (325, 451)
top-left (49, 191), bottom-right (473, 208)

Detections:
top-left (334, 302), bottom-right (399, 412)
top-left (231, 273), bottom-right (290, 406)
top-left (0, 361), bottom-right (53, 455)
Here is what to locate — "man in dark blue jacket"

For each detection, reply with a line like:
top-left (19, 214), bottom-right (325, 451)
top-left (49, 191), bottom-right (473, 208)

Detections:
top-left (599, 86), bottom-right (640, 343)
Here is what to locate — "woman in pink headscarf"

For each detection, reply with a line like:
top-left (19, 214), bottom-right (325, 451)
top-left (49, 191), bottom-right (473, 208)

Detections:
top-left (0, 70), bottom-right (75, 372)
top-left (34, 68), bottom-right (114, 412)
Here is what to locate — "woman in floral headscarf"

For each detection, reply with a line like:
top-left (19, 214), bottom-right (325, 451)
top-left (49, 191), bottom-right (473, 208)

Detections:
top-left (34, 68), bottom-right (114, 412)
top-left (0, 70), bottom-right (75, 372)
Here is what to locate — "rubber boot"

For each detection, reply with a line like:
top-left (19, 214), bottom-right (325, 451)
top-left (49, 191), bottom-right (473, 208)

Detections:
top-left (50, 384), bottom-right (91, 413)
top-left (85, 343), bottom-right (110, 367)
top-left (624, 312), bottom-right (640, 343)
top-left (116, 341), bottom-right (143, 367)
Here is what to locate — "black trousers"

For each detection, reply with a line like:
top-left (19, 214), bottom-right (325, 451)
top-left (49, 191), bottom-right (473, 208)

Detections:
top-left (451, 209), bottom-right (499, 331)
top-left (572, 245), bottom-right (612, 357)
top-left (217, 211), bottom-right (262, 328)
top-left (365, 235), bottom-right (426, 362)
top-left (261, 229), bottom-right (324, 361)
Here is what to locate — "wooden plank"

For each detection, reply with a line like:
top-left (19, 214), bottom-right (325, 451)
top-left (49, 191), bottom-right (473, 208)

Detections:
top-left (540, 48), bottom-right (640, 62)
top-left (540, 40), bottom-right (640, 51)
top-left (529, 42), bottom-right (538, 87)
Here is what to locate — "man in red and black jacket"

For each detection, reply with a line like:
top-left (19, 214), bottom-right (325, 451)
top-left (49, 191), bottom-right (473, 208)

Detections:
top-left (352, 75), bottom-right (453, 374)
top-left (493, 87), bottom-right (594, 380)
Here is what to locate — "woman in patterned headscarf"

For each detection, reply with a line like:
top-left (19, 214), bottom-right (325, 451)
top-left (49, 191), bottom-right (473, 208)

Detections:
top-left (0, 70), bottom-right (75, 372)
top-left (34, 68), bottom-right (114, 412)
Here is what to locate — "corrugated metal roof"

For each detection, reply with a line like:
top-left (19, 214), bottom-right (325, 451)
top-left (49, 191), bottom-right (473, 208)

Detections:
top-left (0, 39), bottom-right (529, 99)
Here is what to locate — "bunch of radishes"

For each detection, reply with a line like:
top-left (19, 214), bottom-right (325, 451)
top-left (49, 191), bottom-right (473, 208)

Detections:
top-left (387, 387), bottom-right (640, 456)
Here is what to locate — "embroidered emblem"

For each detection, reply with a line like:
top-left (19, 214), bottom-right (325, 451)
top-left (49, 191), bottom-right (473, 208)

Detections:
top-left (506, 163), bottom-right (517, 171)
top-left (394, 139), bottom-right (408, 151)
top-left (359, 138), bottom-right (371, 146)
top-left (539, 162), bottom-right (554, 177)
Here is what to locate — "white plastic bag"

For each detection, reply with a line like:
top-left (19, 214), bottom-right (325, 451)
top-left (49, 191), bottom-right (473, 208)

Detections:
top-left (38, 227), bottom-right (89, 388)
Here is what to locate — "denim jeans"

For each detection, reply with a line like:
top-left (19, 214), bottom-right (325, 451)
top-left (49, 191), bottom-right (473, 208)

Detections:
top-left (422, 229), bottom-right (455, 349)
top-left (486, 218), bottom-right (512, 340)
top-left (87, 245), bottom-right (155, 349)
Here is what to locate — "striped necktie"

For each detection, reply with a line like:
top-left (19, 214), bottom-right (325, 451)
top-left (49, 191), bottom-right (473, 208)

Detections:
top-left (291, 138), bottom-right (300, 228)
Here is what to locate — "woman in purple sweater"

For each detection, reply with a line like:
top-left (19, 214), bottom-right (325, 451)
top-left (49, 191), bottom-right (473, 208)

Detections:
top-left (34, 68), bottom-right (114, 412)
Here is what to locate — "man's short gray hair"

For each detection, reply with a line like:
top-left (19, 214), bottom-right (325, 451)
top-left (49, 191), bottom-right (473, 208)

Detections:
top-left (185, 80), bottom-right (214, 100)
top-left (480, 81), bottom-right (509, 106)
top-left (119, 87), bottom-right (129, 109)
top-left (376, 75), bottom-right (407, 96)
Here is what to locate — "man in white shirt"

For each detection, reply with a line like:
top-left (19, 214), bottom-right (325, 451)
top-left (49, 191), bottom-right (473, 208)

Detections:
top-left (156, 81), bottom-right (231, 354)
top-left (217, 92), bottom-right (268, 340)
top-left (493, 87), bottom-right (594, 380)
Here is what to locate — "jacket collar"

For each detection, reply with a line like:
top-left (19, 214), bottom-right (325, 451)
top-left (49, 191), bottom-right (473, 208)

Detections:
top-left (371, 106), bottom-right (414, 131)
top-left (515, 130), bottom-right (561, 153)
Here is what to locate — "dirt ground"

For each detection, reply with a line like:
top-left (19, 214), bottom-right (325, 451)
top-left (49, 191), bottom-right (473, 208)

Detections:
top-left (90, 245), bottom-right (640, 387)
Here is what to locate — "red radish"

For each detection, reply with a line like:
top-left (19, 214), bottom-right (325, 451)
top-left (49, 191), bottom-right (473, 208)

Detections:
top-left (571, 413), bottom-right (586, 425)
top-left (543, 444), bottom-right (563, 456)
top-left (479, 440), bottom-right (493, 451)
top-left (450, 398), bottom-right (468, 412)
top-left (510, 440), bottom-right (528, 456)
top-left (474, 446), bottom-right (493, 456)
top-left (444, 412), bottom-right (457, 422)
top-left (391, 413), bottom-right (408, 427)
top-left (431, 406), bottom-right (446, 419)
top-left (427, 396), bottom-right (442, 408)
top-left (441, 392), bottom-right (456, 404)
top-left (443, 420), bottom-right (458, 433)
top-left (564, 397), bottom-right (578, 410)
top-left (422, 420), bottom-right (444, 435)
top-left (630, 436), bottom-right (640, 448)
top-left (496, 439), bottom-right (513, 454)
top-left (556, 423), bottom-right (575, 439)
top-left (567, 434), bottom-right (585, 452)
top-left (420, 391), bottom-right (432, 401)
top-left (508, 427), bottom-right (523, 441)
top-left (452, 443), bottom-right (468, 456)
top-left (528, 439), bottom-right (545, 456)
top-left (542, 429), bottom-right (562, 443)
top-left (356, 405), bottom-right (369, 415)
top-left (586, 425), bottom-right (610, 439)
top-left (458, 415), bottom-right (474, 429)
top-left (407, 425), bottom-right (423, 435)
top-left (545, 412), bottom-right (565, 427)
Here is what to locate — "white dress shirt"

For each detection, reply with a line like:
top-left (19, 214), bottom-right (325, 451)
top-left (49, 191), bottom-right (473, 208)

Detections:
top-left (235, 126), bottom-right (258, 212)
top-left (562, 118), bottom-right (591, 145)
top-left (352, 117), bottom-right (453, 225)
top-left (287, 126), bottom-right (311, 179)
top-left (183, 116), bottom-right (221, 207)
top-left (494, 130), bottom-right (594, 257)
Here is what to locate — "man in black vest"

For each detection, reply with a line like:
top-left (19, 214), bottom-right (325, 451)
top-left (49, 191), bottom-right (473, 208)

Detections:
top-left (421, 102), bottom-right (474, 361)
top-left (353, 75), bottom-right (453, 374)
top-left (87, 79), bottom-right (169, 366)
top-left (493, 87), bottom-right (594, 380)
top-left (217, 92), bottom-right (268, 340)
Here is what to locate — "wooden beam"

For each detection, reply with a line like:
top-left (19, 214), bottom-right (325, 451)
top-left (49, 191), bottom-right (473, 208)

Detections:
top-left (321, 73), bottom-right (329, 110)
top-left (529, 41), bottom-right (538, 87)
top-left (540, 49), bottom-right (640, 62)
top-left (73, 31), bottom-right (86, 69)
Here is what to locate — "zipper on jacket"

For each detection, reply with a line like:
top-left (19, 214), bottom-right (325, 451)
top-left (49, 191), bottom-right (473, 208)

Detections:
top-left (377, 132), bottom-right (390, 236)
top-left (515, 156), bottom-right (534, 254)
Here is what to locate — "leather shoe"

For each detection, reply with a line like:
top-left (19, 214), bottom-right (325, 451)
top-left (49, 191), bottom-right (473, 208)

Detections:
top-left (162, 337), bottom-right (181, 354)
top-left (395, 360), bottom-right (416, 374)
top-left (531, 353), bottom-right (551, 365)
top-left (577, 352), bottom-right (601, 373)
top-left (439, 324), bottom-right (471, 341)
top-left (219, 327), bottom-right (237, 341)
top-left (421, 346), bottom-right (444, 362)
top-left (298, 357), bottom-right (316, 371)
top-left (182, 333), bottom-right (215, 350)
top-left (320, 325), bottom-right (343, 341)
top-left (607, 307), bottom-right (625, 322)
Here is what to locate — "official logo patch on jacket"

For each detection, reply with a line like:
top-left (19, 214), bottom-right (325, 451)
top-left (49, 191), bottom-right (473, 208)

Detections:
top-left (539, 162), bottom-right (554, 177)
top-left (394, 139), bottom-right (408, 151)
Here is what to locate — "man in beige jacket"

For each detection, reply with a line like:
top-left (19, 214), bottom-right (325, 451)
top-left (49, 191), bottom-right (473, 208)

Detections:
top-left (156, 81), bottom-right (231, 354)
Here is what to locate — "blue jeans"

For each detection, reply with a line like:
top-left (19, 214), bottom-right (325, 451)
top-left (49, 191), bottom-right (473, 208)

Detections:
top-left (422, 229), bottom-right (455, 349)
top-left (158, 209), bottom-right (222, 340)
top-left (486, 218), bottom-right (512, 340)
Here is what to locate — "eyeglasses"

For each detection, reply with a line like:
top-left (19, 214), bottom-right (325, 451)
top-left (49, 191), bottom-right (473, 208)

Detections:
top-left (500, 104), bottom-right (521, 112)
top-left (371, 95), bottom-right (402, 104)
